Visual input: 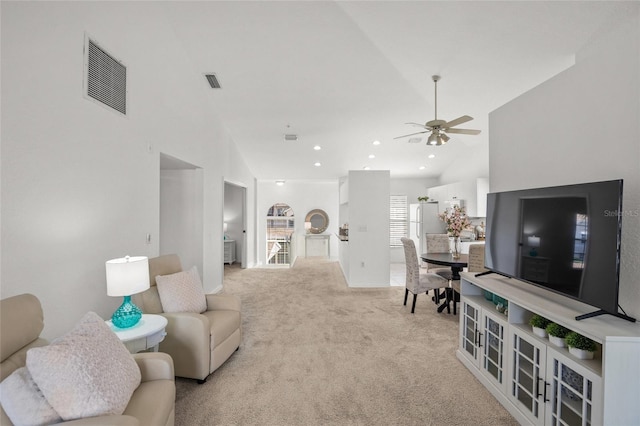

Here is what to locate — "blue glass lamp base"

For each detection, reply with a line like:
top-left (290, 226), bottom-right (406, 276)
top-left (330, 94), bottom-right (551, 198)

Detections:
top-left (111, 295), bottom-right (142, 329)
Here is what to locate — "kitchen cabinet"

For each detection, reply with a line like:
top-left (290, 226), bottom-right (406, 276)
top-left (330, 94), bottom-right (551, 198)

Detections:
top-left (457, 272), bottom-right (640, 426)
top-left (427, 178), bottom-right (489, 217)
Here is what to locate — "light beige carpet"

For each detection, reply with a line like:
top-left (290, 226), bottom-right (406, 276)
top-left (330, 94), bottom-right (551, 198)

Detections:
top-left (174, 258), bottom-right (517, 426)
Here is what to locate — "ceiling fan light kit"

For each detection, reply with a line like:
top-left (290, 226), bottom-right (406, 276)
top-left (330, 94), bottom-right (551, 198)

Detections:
top-left (395, 74), bottom-right (481, 146)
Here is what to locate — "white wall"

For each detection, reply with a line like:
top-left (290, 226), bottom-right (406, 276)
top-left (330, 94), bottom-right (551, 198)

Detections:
top-left (439, 144), bottom-right (489, 186)
top-left (257, 180), bottom-right (339, 265)
top-left (0, 2), bottom-right (256, 339)
top-left (489, 13), bottom-right (640, 320)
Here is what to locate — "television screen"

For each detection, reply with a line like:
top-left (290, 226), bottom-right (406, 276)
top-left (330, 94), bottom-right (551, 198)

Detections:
top-left (485, 179), bottom-right (626, 320)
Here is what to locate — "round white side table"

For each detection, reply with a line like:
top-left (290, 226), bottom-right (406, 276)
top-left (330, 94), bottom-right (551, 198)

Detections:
top-left (107, 314), bottom-right (168, 354)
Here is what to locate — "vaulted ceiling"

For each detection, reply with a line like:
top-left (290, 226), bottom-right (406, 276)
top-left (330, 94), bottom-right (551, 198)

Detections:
top-left (164, 1), bottom-right (633, 180)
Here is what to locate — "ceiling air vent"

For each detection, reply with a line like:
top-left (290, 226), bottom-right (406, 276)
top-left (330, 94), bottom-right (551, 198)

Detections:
top-left (84, 36), bottom-right (127, 115)
top-left (284, 134), bottom-right (298, 141)
top-left (408, 137), bottom-right (423, 144)
top-left (205, 73), bottom-right (221, 89)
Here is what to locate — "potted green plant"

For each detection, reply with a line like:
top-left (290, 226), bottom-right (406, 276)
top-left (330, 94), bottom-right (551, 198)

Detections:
top-left (417, 196), bottom-right (429, 202)
top-left (545, 323), bottom-right (570, 347)
top-left (529, 314), bottom-right (551, 338)
top-left (565, 331), bottom-right (597, 360)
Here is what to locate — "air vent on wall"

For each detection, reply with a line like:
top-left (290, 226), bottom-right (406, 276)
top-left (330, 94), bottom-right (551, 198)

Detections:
top-left (284, 134), bottom-right (298, 141)
top-left (84, 36), bottom-right (127, 115)
top-left (205, 73), bottom-right (221, 89)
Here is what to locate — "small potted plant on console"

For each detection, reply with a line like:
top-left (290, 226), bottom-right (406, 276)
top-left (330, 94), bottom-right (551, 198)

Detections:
top-left (546, 322), bottom-right (570, 347)
top-left (565, 331), bottom-right (597, 360)
top-left (529, 314), bottom-right (551, 338)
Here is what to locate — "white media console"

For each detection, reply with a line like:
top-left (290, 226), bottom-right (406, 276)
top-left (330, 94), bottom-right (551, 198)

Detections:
top-left (457, 271), bottom-right (640, 426)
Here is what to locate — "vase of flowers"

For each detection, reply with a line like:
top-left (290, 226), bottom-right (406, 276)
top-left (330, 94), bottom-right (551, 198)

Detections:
top-left (439, 205), bottom-right (471, 259)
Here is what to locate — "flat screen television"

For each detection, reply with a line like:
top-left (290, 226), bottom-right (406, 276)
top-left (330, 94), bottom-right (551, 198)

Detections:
top-left (484, 179), bottom-right (634, 322)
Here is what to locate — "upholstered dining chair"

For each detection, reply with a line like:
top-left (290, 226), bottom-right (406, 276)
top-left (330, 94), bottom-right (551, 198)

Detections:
top-left (451, 243), bottom-right (488, 314)
top-left (401, 238), bottom-right (450, 314)
top-left (425, 233), bottom-right (454, 280)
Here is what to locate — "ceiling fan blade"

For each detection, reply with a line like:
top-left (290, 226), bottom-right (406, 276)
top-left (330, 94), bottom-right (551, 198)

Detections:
top-left (443, 115), bottom-right (473, 128)
top-left (393, 130), bottom-right (429, 140)
top-left (405, 122), bottom-right (432, 130)
top-left (445, 128), bottom-right (481, 135)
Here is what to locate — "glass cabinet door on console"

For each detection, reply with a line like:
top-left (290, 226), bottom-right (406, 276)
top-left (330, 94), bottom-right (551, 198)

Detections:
top-left (509, 328), bottom-right (547, 426)
top-left (460, 299), bottom-right (481, 363)
top-left (459, 298), bottom-right (508, 392)
top-left (545, 348), bottom-right (601, 426)
top-left (481, 310), bottom-right (508, 392)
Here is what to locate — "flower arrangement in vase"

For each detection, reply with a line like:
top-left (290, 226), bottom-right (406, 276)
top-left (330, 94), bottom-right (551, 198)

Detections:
top-left (438, 205), bottom-right (471, 258)
top-left (529, 314), bottom-right (551, 338)
top-left (565, 332), bottom-right (597, 359)
top-left (545, 323), bottom-right (570, 347)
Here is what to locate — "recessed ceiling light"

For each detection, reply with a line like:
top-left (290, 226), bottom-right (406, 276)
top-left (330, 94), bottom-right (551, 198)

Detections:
top-left (314, 162), bottom-right (321, 167)
top-left (372, 140), bottom-right (381, 146)
top-left (313, 145), bottom-right (321, 151)
top-left (363, 166), bottom-right (370, 170)
top-left (275, 180), bottom-right (285, 186)
top-left (368, 154), bottom-right (375, 159)
top-left (419, 166), bottom-right (426, 170)
top-left (428, 154), bottom-right (436, 159)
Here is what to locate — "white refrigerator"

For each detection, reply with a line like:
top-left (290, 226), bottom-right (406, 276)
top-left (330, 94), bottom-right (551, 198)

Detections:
top-left (409, 202), bottom-right (446, 255)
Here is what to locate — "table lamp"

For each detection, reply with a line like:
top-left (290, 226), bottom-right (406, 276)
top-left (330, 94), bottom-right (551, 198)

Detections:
top-left (528, 236), bottom-right (540, 257)
top-left (106, 255), bottom-right (150, 329)
top-left (223, 222), bottom-right (228, 240)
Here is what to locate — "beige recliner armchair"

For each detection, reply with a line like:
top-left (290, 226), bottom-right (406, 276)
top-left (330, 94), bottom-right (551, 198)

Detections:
top-left (0, 293), bottom-right (176, 426)
top-left (133, 254), bottom-right (242, 383)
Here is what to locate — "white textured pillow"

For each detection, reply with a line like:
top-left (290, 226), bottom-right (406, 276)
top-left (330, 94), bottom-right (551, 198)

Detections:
top-left (26, 311), bottom-right (141, 421)
top-left (156, 266), bottom-right (207, 313)
top-left (0, 367), bottom-right (62, 426)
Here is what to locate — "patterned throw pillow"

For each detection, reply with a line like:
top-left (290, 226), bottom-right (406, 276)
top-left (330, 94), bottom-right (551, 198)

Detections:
top-left (26, 312), bottom-right (141, 421)
top-left (155, 266), bottom-right (207, 313)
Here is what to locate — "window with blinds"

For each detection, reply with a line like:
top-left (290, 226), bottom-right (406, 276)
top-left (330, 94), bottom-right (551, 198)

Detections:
top-left (390, 195), bottom-right (408, 247)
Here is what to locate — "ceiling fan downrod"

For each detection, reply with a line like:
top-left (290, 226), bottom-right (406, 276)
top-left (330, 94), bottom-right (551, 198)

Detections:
top-left (432, 75), bottom-right (440, 121)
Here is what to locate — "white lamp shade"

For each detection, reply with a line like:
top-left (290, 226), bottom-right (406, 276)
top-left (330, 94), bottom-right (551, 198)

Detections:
top-left (223, 222), bottom-right (228, 232)
top-left (528, 236), bottom-right (541, 248)
top-left (105, 256), bottom-right (150, 297)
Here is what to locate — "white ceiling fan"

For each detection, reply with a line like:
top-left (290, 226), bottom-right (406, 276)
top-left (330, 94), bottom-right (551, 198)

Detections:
top-left (395, 75), bottom-right (481, 146)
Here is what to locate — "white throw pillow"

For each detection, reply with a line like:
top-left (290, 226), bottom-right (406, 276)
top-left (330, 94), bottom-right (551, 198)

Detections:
top-left (0, 367), bottom-right (62, 426)
top-left (26, 311), bottom-right (141, 421)
top-left (156, 266), bottom-right (207, 313)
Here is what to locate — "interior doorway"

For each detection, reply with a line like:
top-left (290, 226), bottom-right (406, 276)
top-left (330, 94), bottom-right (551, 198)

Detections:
top-left (159, 153), bottom-right (203, 274)
top-left (223, 181), bottom-right (247, 274)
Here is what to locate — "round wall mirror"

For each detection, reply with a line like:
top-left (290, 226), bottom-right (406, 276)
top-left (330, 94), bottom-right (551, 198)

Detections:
top-left (305, 209), bottom-right (329, 234)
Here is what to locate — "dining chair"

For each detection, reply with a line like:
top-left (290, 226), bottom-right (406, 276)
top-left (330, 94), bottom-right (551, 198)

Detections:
top-left (401, 238), bottom-right (450, 314)
top-left (451, 243), bottom-right (487, 314)
top-left (425, 233), bottom-right (454, 280)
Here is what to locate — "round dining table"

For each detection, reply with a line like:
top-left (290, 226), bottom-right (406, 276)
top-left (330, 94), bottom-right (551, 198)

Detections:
top-left (420, 252), bottom-right (469, 280)
top-left (420, 252), bottom-right (469, 313)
